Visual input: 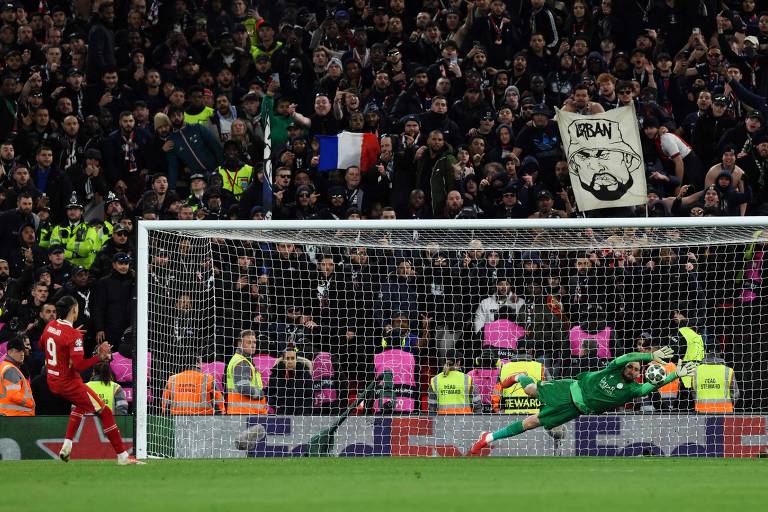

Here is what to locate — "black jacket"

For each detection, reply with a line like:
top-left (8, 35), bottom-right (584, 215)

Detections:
top-left (86, 18), bottom-right (116, 81)
top-left (92, 239), bottom-right (135, 280)
top-left (91, 270), bottom-right (135, 346)
top-left (693, 113), bottom-right (738, 168)
top-left (30, 165), bottom-right (72, 225)
top-left (266, 360), bottom-right (314, 415)
top-left (418, 111), bottom-right (463, 149)
top-left (0, 209), bottom-right (36, 261)
top-left (51, 280), bottom-right (93, 333)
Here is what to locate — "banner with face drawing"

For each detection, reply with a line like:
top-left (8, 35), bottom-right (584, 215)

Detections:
top-left (555, 106), bottom-right (647, 212)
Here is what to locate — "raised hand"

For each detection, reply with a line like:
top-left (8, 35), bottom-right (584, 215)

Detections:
top-left (652, 346), bottom-right (674, 362)
top-left (676, 361), bottom-right (698, 378)
top-left (97, 342), bottom-right (112, 361)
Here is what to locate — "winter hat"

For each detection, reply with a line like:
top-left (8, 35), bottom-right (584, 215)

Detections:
top-left (154, 112), bottom-right (171, 130)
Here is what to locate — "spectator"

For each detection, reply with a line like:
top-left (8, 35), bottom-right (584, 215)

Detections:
top-left (266, 345), bottom-right (314, 415)
top-left (91, 253), bottom-right (134, 348)
top-left (7, 223), bottom-right (46, 278)
top-left (415, 130), bottom-right (458, 215)
top-left (87, 2), bottom-right (117, 82)
top-left (0, 192), bottom-right (36, 262)
top-left (474, 277), bottom-right (523, 334)
top-left (31, 146), bottom-right (72, 225)
top-left (165, 106), bottom-right (224, 191)
top-left (92, 226), bottom-right (134, 280)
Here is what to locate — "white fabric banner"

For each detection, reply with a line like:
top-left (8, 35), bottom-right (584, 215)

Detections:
top-left (555, 106), bottom-right (647, 211)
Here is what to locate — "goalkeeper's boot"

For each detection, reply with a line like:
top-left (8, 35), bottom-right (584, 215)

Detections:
top-left (499, 372), bottom-right (528, 390)
top-left (117, 452), bottom-right (146, 465)
top-left (469, 431), bottom-right (492, 456)
top-left (58, 442), bottom-right (71, 463)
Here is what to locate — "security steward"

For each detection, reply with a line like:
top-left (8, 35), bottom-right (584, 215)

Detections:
top-left (428, 353), bottom-right (481, 414)
top-left (225, 330), bottom-right (268, 415)
top-left (693, 353), bottom-right (738, 413)
top-left (86, 360), bottom-right (129, 414)
top-left (492, 351), bottom-right (545, 414)
top-left (0, 338), bottom-right (35, 416)
top-left (217, 140), bottom-right (254, 200)
top-left (670, 311), bottom-right (705, 390)
top-left (162, 355), bottom-right (225, 415)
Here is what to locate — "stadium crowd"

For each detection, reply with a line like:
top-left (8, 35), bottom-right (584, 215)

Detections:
top-left (0, 1), bottom-right (767, 417)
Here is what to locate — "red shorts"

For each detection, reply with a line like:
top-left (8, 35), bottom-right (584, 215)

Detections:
top-left (49, 380), bottom-right (105, 413)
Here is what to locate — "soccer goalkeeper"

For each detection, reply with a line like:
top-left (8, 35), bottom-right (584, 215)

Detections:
top-left (469, 347), bottom-right (697, 455)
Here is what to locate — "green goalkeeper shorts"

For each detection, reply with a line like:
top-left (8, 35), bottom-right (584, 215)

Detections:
top-left (536, 379), bottom-right (582, 430)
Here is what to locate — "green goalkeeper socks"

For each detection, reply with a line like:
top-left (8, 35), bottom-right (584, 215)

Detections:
top-left (517, 375), bottom-right (535, 388)
top-left (491, 420), bottom-right (526, 441)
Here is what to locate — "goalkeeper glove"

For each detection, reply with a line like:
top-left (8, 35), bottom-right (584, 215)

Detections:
top-left (676, 361), bottom-right (698, 378)
top-left (651, 346), bottom-right (674, 362)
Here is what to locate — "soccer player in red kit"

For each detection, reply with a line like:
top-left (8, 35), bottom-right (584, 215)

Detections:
top-left (42, 296), bottom-right (144, 465)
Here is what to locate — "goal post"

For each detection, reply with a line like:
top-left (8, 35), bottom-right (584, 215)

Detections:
top-left (136, 217), bottom-right (768, 459)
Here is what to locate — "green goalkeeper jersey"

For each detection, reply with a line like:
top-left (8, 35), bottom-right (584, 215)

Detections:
top-left (570, 352), bottom-right (677, 414)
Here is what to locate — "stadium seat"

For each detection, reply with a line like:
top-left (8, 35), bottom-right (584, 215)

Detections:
top-left (110, 353), bottom-right (152, 404)
top-left (373, 349), bottom-right (418, 413)
top-left (252, 354), bottom-right (278, 388)
top-left (483, 319), bottom-right (526, 349)
top-left (311, 352), bottom-right (337, 408)
top-left (110, 352), bottom-right (133, 382)
top-left (569, 325), bottom-right (613, 359)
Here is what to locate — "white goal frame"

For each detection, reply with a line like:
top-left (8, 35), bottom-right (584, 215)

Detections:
top-left (135, 217), bottom-right (768, 459)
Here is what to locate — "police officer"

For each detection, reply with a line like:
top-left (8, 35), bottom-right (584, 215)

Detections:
top-left (49, 193), bottom-right (99, 268)
top-left (428, 353), bottom-right (481, 414)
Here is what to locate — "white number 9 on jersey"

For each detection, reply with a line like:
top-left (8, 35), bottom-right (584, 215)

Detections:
top-left (46, 337), bottom-right (57, 366)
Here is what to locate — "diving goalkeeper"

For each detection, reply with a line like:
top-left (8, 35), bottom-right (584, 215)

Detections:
top-left (469, 347), bottom-right (697, 455)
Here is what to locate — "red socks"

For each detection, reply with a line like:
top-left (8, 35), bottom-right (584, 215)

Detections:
top-left (97, 406), bottom-right (125, 454)
top-left (65, 409), bottom-right (85, 440)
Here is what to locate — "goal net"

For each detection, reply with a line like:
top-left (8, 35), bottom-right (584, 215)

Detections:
top-left (136, 218), bottom-right (768, 458)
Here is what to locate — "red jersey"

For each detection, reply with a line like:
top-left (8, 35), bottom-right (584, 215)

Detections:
top-left (39, 319), bottom-right (98, 385)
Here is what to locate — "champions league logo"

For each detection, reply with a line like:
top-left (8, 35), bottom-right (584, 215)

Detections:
top-left (566, 118), bottom-right (643, 201)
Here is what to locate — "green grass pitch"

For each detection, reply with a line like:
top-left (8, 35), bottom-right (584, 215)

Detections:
top-left (2, 458), bottom-right (766, 511)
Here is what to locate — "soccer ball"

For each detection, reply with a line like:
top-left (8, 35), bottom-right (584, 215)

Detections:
top-left (234, 424), bottom-right (266, 451)
top-left (645, 364), bottom-right (667, 385)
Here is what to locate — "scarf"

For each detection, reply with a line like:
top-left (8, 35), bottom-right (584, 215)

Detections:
top-left (122, 131), bottom-right (137, 173)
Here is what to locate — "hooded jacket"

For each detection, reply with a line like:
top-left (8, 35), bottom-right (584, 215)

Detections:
top-left (415, 142), bottom-right (458, 216)
top-left (167, 122), bottom-right (224, 177)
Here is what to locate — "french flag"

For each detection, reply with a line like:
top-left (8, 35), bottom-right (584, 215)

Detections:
top-left (317, 131), bottom-right (380, 172)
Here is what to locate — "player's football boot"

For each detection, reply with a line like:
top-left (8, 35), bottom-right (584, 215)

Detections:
top-left (469, 431), bottom-right (492, 456)
top-left (58, 444), bottom-right (71, 463)
top-left (118, 455), bottom-right (146, 465)
top-left (499, 372), bottom-right (528, 390)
